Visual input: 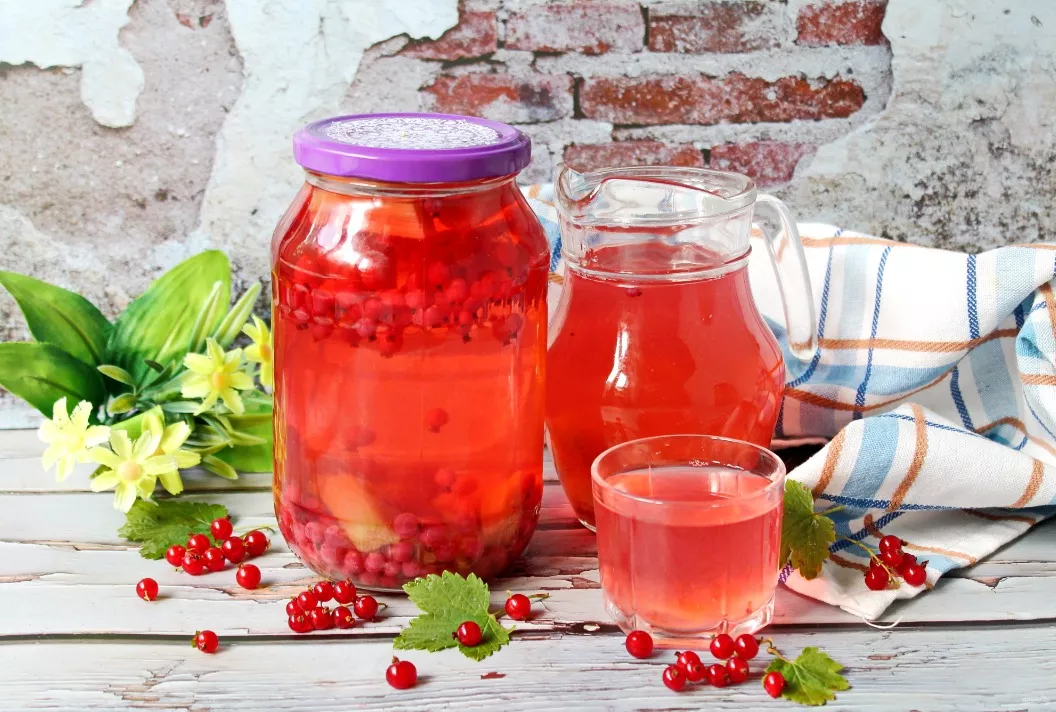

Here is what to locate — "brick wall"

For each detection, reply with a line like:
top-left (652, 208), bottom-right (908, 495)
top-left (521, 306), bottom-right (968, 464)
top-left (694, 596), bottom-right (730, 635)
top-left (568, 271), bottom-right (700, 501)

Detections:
top-left (349, 0), bottom-right (893, 187)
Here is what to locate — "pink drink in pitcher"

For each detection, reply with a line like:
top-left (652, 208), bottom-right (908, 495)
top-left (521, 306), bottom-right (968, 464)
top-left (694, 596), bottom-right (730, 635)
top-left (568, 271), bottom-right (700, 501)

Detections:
top-left (592, 436), bottom-right (785, 642)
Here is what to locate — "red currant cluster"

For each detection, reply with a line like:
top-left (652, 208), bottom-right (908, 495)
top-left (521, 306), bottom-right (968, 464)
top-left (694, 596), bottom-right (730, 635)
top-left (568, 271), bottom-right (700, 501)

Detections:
top-left (864, 535), bottom-right (927, 590)
top-left (624, 630), bottom-right (786, 699)
top-left (285, 579), bottom-right (381, 634)
top-left (134, 519), bottom-right (273, 655)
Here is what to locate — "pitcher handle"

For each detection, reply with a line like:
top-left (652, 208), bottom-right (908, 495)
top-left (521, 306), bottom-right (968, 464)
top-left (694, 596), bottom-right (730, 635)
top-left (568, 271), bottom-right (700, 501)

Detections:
top-left (754, 194), bottom-right (817, 362)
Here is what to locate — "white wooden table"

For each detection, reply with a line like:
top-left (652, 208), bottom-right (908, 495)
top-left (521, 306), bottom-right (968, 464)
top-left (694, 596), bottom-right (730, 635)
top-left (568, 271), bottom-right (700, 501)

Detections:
top-left (2, 429), bottom-right (1055, 711)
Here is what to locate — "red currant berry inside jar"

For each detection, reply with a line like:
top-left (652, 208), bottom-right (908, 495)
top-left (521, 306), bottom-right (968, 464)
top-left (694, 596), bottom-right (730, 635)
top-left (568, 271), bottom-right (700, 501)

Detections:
top-left (136, 578), bottom-right (159, 601)
top-left (272, 114), bottom-right (548, 589)
top-left (386, 658), bottom-right (417, 690)
top-left (625, 630), bottom-right (653, 659)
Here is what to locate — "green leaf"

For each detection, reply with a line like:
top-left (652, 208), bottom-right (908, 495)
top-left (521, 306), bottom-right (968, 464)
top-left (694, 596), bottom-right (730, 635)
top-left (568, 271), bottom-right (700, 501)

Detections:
top-left (107, 393), bottom-right (137, 415)
top-left (186, 281), bottom-right (226, 354)
top-left (765, 647), bottom-right (850, 706)
top-left (202, 454), bottom-right (239, 480)
top-left (110, 406), bottom-right (163, 439)
top-left (107, 251), bottom-right (231, 385)
top-left (781, 480), bottom-right (836, 580)
top-left (0, 342), bottom-right (105, 417)
top-left (393, 571), bottom-right (512, 661)
top-left (118, 499), bottom-right (228, 560)
top-left (97, 364), bottom-right (136, 387)
top-left (213, 397), bottom-right (273, 473)
top-left (212, 282), bottom-right (262, 348)
top-left (0, 271), bottom-right (111, 365)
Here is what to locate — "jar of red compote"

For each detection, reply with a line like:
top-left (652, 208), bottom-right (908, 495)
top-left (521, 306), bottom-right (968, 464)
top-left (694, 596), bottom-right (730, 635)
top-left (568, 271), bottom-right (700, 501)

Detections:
top-left (272, 114), bottom-right (549, 590)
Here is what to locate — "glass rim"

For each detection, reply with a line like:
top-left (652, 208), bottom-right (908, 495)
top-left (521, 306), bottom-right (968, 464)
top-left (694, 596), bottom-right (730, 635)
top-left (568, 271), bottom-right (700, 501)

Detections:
top-left (590, 434), bottom-right (786, 509)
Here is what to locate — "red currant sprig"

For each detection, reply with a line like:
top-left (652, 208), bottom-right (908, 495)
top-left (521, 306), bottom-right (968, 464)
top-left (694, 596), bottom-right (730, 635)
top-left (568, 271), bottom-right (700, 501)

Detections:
top-left (655, 633), bottom-right (761, 693)
top-left (498, 592), bottom-right (550, 621)
top-left (841, 535), bottom-right (929, 590)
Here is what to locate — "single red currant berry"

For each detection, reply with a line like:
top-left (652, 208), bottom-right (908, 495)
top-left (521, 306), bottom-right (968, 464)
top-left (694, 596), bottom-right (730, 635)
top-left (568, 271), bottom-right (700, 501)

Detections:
top-left (880, 548), bottom-right (905, 568)
top-left (286, 599), bottom-right (300, 616)
top-left (707, 663), bottom-right (729, 687)
top-left (878, 535), bottom-right (903, 556)
top-left (203, 547), bottom-right (226, 572)
top-left (187, 533), bottom-right (210, 554)
top-left (726, 656), bottom-right (750, 684)
top-left (454, 621), bottom-right (482, 647)
top-left (333, 606), bottom-right (355, 629)
top-left (865, 566), bottom-right (890, 590)
top-left (710, 633), bottom-right (735, 660)
top-left (310, 606), bottom-right (333, 630)
top-left (312, 580), bottom-right (334, 602)
top-left (897, 553), bottom-right (918, 576)
top-left (332, 580), bottom-right (356, 605)
top-left (764, 671), bottom-right (786, 698)
top-left (505, 593), bottom-right (532, 621)
top-left (386, 658), bottom-right (417, 690)
top-left (624, 630), bottom-right (654, 659)
top-left (136, 578), bottom-right (158, 601)
top-left (662, 665), bottom-right (687, 692)
top-left (903, 562), bottom-right (927, 587)
top-left (425, 407), bottom-right (449, 433)
top-left (734, 634), bottom-right (760, 660)
top-left (165, 544), bottom-right (186, 567)
top-left (675, 650), bottom-right (701, 673)
top-left (288, 613), bottom-right (310, 634)
top-left (243, 530), bottom-right (270, 557)
top-left (181, 551), bottom-right (205, 576)
top-left (354, 595), bottom-right (379, 620)
top-left (193, 630), bottom-right (219, 653)
top-left (296, 590), bottom-right (318, 612)
top-left (685, 661), bottom-right (707, 683)
top-left (221, 536), bottom-right (246, 564)
top-left (210, 517), bottom-right (233, 541)
top-left (236, 564), bottom-right (261, 590)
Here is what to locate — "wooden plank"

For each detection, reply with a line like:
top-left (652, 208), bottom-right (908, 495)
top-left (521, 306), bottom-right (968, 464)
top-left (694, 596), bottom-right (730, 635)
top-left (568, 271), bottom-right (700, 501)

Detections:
top-left (3, 626), bottom-right (1056, 711)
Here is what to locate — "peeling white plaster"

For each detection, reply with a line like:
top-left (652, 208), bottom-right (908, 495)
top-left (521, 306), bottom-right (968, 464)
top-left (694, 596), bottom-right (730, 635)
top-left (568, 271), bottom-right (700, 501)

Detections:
top-left (784, 0), bottom-right (1056, 247)
top-left (187, 0), bottom-right (459, 280)
top-left (0, 0), bottom-right (144, 128)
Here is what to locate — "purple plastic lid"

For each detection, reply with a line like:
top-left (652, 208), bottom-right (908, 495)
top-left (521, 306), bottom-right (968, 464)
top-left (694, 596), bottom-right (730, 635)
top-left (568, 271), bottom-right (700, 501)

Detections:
top-left (293, 113), bottom-right (532, 183)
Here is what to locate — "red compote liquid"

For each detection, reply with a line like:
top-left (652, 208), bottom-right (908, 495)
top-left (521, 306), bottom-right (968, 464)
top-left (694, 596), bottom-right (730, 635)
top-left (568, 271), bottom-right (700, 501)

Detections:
top-left (272, 173), bottom-right (549, 590)
top-left (547, 242), bottom-right (785, 528)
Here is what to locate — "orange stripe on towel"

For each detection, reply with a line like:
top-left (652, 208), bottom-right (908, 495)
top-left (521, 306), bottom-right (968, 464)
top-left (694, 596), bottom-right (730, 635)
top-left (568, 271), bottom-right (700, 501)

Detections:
top-left (812, 429), bottom-right (847, 498)
top-left (888, 404), bottom-right (928, 512)
top-left (1011, 458), bottom-right (1045, 508)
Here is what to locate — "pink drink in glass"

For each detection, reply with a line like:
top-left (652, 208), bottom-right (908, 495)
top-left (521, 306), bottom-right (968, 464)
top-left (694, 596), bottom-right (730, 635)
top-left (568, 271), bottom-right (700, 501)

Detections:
top-left (593, 435), bottom-right (784, 644)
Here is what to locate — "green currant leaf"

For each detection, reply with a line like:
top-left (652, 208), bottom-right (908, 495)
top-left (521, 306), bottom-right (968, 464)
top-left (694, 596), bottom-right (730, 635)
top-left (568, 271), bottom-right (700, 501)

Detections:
top-left (781, 480), bottom-right (836, 580)
top-left (118, 499), bottom-right (228, 559)
top-left (0, 342), bottom-right (106, 419)
top-left (393, 572), bottom-right (512, 661)
top-left (765, 647), bottom-right (850, 706)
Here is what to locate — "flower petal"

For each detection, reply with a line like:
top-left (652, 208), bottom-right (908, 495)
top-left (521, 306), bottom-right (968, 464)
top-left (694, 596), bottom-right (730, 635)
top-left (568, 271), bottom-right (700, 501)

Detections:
top-left (228, 372), bottom-right (255, 391)
top-left (41, 443), bottom-right (61, 471)
top-left (37, 419), bottom-right (60, 444)
top-left (206, 338), bottom-right (224, 365)
top-left (87, 446), bottom-right (122, 469)
top-left (83, 425), bottom-right (111, 448)
top-left (51, 397), bottom-right (69, 424)
top-left (143, 455), bottom-right (178, 475)
top-left (56, 454), bottom-right (76, 482)
top-left (160, 421), bottom-right (191, 453)
top-left (114, 483), bottom-right (138, 512)
top-left (261, 362), bottom-right (274, 389)
top-left (144, 412), bottom-right (165, 441)
top-left (158, 470), bottom-right (185, 496)
top-left (110, 430), bottom-right (133, 460)
top-left (172, 449), bottom-right (201, 468)
top-left (244, 343), bottom-right (262, 364)
top-left (183, 352), bottom-right (214, 376)
top-left (181, 377), bottom-right (212, 399)
top-left (91, 470), bottom-right (120, 492)
top-left (132, 429), bottom-right (162, 461)
top-left (194, 391), bottom-right (220, 415)
top-left (219, 388), bottom-right (245, 415)
top-left (136, 474), bottom-right (157, 500)
top-left (70, 400), bottom-right (93, 431)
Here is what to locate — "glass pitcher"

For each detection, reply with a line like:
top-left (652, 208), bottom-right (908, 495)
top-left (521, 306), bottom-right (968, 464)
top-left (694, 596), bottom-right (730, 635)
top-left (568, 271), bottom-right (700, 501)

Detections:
top-left (546, 165), bottom-right (816, 529)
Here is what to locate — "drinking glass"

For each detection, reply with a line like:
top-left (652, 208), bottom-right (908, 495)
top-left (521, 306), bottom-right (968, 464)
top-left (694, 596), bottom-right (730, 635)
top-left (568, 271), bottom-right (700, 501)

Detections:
top-left (593, 434), bottom-right (785, 646)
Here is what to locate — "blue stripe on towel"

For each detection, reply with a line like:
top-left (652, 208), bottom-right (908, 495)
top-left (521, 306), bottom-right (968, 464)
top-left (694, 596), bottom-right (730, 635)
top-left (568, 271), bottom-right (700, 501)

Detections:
top-left (967, 253), bottom-right (980, 340)
top-left (853, 246), bottom-right (892, 418)
top-left (950, 366), bottom-right (975, 429)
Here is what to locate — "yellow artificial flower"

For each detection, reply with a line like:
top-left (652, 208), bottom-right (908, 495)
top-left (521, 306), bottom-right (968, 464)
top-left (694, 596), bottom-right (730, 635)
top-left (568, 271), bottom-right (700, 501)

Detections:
top-left (242, 315), bottom-right (273, 389)
top-left (88, 429), bottom-right (179, 512)
top-left (144, 412), bottom-right (201, 496)
top-left (181, 338), bottom-right (255, 415)
top-left (37, 397), bottom-right (110, 481)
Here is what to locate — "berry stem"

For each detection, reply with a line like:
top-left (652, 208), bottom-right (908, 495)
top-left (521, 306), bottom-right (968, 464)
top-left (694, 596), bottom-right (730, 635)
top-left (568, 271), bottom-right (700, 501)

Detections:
top-left (496, 591), bottom-right (550, 619)
top-left (761, 638), bottom-right (791, 664)
top-left (817, 505), bottom-right (846, 517)
top-left (837, 536), bottom-right (901, 584)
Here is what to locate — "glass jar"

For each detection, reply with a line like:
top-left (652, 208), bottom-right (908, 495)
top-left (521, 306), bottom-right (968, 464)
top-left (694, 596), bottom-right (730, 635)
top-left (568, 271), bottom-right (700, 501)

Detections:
top-left (272, 113), bottom-right (549, 590)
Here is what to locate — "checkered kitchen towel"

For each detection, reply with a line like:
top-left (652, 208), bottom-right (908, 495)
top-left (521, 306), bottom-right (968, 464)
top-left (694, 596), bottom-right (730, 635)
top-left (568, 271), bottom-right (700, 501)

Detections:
top-left (524, 184), bottom-right (1056, 620)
